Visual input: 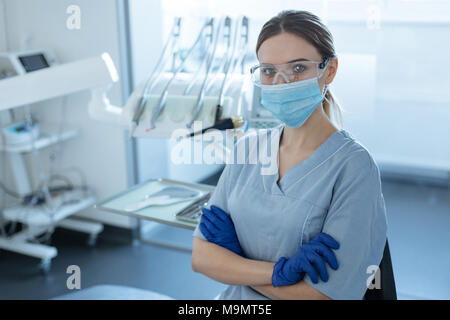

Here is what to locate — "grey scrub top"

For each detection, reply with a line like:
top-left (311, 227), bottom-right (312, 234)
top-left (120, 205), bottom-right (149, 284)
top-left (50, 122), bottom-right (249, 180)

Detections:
top-left (193, 124), bottom-right (388, 300)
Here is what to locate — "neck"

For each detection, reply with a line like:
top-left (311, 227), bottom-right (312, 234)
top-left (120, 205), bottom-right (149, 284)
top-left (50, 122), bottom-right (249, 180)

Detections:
top-left (280, 104), bottom-right (338, 150)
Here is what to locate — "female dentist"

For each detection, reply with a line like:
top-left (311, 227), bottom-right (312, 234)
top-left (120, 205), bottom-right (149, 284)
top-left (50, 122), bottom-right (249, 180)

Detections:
top-left (191, 10), bottom-right (387, 300)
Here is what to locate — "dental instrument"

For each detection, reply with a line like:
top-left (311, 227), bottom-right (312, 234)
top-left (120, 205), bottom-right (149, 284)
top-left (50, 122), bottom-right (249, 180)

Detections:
top-left (124, 185), bottom-right (202, 212)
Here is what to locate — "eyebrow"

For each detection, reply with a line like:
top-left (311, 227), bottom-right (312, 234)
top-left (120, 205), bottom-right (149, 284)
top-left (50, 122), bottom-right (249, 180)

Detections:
top-left (287, 58), bottom-right (311, 63)
top-left (260, 58), bottom-right (311, 65)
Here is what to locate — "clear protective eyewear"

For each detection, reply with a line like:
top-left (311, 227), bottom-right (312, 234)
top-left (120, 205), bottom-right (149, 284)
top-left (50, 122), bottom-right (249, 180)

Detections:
top-left (250, 58), bottom-right (329, 86)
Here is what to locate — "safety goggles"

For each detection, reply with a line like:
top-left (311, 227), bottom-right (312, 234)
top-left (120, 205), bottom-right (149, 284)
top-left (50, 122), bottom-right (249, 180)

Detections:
top-left (250, 58), bottom-right (329, 86)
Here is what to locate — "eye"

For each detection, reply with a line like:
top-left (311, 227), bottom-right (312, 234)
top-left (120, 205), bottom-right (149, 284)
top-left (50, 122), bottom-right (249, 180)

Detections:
top-left (293, 64), bottom-right (306, 73)
top-left (261, 67), bottom-right (276, 76)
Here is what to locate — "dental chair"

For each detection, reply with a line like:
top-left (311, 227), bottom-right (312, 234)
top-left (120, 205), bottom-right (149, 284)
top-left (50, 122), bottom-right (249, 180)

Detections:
top-left (364, 239), bottom-right (397, 300)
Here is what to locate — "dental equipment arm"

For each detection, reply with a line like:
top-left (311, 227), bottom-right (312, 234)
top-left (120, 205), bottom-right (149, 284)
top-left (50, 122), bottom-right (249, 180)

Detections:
top-left (204, 17), bottom-right (232, 95)
top-left (131, 17), bottom-right (182, 131)
top-left (183, 19), bottom-right (216, 96)
top-left (186, 17), bottom-right (224, 129)
top-left (149, 18), bottom-right (214, 130)
top-left (213, 16), bottom-right (242, 124)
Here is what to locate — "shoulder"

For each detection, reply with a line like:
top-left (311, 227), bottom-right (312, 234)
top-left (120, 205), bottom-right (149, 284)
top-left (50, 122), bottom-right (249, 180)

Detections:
top-left (329, 131), bottom-right (386, 210)
top-left (333, 130), bottom-right (381, 180)
top-left (338, 130), bottom-right (378, 169)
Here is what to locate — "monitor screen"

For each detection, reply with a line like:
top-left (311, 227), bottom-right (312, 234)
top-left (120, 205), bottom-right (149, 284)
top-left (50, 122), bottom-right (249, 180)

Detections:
top-left (18, 54), bottom-right (50, 73)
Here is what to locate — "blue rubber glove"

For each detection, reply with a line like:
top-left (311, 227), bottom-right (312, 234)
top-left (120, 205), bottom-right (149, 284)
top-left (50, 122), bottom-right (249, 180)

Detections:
top-left (272, 232), bottom-right (340, 287)
top-left (199, 205), bottom-right (245, 257)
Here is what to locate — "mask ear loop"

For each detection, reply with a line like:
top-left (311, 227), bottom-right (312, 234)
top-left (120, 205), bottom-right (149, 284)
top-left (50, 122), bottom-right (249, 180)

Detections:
top-left (317, 58), bottom-right (331, 103)
top-left (322, 84), bottom-right (331, 104)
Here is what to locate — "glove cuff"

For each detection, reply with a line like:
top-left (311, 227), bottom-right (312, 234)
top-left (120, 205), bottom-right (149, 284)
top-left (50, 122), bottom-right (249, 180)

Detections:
top-left (271, 257), bottom-right (289, 288)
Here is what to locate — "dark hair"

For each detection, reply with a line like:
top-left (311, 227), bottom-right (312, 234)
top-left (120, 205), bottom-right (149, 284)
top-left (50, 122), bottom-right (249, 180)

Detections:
top-left (256, 10), bottom-right (343, 127)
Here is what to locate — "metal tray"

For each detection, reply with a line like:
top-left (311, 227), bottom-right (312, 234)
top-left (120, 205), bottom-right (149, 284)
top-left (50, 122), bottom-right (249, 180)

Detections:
top-left (95, 178), bottom-right (215, 230)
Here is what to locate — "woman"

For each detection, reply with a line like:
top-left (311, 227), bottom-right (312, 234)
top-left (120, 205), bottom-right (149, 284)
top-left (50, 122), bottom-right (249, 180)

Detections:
top-left (191, 10), bottom-right (387, 300)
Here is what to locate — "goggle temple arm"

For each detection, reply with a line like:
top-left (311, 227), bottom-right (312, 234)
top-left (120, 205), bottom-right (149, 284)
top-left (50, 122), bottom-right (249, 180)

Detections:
top-left (319, 57), bottom-right (330, 69)
top-left (317, 57), bottom-right (331, 78)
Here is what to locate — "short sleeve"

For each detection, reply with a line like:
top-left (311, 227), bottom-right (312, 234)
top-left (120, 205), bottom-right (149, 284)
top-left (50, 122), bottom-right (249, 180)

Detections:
top-left (304, 152), bottom-right (388, 300)
top-left (192, 164), bottom-right (232, 241)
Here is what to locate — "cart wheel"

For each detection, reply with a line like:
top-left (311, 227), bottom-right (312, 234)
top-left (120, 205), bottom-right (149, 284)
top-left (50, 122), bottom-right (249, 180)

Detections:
top-left (39, 260), bottom-right (51, 275)
top-left (87, 234), bottom-right (97, 247)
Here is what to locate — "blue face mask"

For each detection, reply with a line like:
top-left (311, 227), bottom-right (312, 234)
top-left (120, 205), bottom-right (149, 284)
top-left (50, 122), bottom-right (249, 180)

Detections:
top-left (260, 77), bottom-right (326, 128)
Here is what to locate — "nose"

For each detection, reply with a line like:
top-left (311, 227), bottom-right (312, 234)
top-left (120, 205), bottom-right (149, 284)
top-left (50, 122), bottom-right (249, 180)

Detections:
top-left (272, 71), bottom-right (289, 85)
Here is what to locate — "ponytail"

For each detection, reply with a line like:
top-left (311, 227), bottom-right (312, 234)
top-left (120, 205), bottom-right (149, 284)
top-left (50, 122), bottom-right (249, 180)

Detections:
top-left (323, 88), bottom-right (343, 129)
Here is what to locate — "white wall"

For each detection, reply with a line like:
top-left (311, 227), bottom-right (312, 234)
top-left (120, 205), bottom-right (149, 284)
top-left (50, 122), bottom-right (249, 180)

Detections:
top-left (0, 1), bottom-right (6, 51)
top-left (329, 20), bottom-right (450, 181)
top-left (1, 0), bottom-right (133, 228)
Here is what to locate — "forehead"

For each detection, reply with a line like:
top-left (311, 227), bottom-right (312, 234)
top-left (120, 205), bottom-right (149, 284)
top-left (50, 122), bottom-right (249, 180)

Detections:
top-left (257, 32), bottom-right (321, 64)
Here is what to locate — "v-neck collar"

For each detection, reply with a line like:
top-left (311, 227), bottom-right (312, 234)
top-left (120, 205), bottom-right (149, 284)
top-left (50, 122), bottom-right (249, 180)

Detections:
top-left (262, 124), bottom-right (350, 195)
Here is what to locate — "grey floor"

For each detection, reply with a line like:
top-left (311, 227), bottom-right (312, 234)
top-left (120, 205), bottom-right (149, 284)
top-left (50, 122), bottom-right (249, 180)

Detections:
top-left (0, 177), bottom-right (449, 300)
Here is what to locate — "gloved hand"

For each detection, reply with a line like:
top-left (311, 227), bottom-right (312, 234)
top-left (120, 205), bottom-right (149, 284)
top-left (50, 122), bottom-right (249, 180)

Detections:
top-left (272, 232), bottom-right (340, 287)
top-left (199, 205), bottom-right (245, 257)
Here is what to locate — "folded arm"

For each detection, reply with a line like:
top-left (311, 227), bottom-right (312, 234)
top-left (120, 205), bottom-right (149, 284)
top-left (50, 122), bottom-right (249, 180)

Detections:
top-left (192, 237), bottom-right (331, 299)
top-left (250, 282), bottom-right (331, 300)
top-left (192, 237), bottom-right (274, 286)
